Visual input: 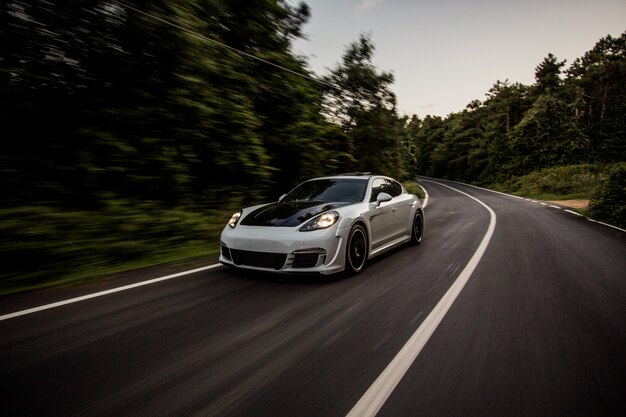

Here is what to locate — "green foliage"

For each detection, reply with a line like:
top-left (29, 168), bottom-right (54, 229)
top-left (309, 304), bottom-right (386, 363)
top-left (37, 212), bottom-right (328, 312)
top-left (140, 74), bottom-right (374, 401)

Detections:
top-left (507, 93), bottom-right (589, 174)
top-left (402, 181), bottom-right (425, 199)
top-left (322, 33), bottom-right (396, 128)
top-left (0, 201), bottom-right (242, 294)
top-left (534, 53), bottom-right (566, 96)
top-left (321, 33), bottom-right (407, 178)
top-left (499, 164), bottom-right (622, 200)
top-left (588, 167), bottom-right (626, 229)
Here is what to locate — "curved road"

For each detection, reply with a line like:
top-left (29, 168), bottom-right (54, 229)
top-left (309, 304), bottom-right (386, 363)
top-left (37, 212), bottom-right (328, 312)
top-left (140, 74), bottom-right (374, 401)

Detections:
top-left (1, 179), bottom-right (625, 416)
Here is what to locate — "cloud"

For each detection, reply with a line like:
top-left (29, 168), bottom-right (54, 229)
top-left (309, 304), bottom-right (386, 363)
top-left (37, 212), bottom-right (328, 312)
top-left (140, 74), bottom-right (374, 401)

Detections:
top-left (357, 0), bottom-right (383, 11)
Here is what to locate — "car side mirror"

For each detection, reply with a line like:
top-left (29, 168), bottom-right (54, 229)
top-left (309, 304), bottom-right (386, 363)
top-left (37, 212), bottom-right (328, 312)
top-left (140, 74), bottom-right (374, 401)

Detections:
top-left (278, 194), bottom-right (286, 202)
top-left (376, 192), bottom-right (392, 206)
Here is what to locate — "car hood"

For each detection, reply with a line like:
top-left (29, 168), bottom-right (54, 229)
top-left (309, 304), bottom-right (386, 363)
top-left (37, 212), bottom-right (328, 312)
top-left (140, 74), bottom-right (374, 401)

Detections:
top-left (240, 201), bottom-right (350, 227)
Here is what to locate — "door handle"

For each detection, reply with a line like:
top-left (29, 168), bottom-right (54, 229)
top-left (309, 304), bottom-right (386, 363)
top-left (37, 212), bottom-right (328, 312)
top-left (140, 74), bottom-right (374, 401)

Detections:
top-left (392, 206), bottom-right (397, 212)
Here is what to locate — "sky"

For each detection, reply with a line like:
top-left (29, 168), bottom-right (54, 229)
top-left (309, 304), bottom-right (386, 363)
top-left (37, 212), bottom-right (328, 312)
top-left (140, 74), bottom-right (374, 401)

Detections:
top-left (292, 0), bottom-right (626, 118)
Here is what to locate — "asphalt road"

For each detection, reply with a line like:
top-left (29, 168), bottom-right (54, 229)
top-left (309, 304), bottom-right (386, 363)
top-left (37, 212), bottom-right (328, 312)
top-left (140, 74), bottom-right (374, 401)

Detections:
top-left (2, 179), bottom-right (625, 417)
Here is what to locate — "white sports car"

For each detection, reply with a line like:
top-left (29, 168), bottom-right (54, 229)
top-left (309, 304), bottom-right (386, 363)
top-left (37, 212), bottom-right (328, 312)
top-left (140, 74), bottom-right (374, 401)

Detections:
top-left (219, 174), bottom-right (424, 274)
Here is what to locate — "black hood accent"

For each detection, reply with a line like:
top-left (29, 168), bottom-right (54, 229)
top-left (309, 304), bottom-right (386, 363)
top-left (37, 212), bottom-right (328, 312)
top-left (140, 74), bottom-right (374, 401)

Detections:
top-left (240, 202), bottom-right (349, 227)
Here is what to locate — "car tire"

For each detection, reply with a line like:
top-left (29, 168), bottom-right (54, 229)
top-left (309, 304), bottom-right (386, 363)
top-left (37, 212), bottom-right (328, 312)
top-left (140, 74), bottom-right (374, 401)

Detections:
top-left (346, 224), bottom-right (368, 274)
top-left (410, 211), bottom-right (424, 245)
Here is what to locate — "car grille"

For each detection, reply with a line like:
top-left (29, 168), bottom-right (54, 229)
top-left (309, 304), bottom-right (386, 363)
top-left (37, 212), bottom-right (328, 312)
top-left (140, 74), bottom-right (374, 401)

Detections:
top-left (229, 249), bottom-right (287, 270)
top-left (291, 252), bottom-right (321, 268)
top-left (220, 242), bottom-right (231, 261)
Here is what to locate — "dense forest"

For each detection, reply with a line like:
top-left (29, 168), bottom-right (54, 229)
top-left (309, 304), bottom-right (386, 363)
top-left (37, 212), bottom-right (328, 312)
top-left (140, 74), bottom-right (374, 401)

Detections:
top-left (1, 0), bottom-right (624, 291)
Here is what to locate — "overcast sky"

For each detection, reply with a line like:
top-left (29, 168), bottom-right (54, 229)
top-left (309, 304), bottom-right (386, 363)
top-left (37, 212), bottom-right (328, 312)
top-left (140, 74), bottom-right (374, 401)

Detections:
top-left (292, 0), bottom-right (626, 118)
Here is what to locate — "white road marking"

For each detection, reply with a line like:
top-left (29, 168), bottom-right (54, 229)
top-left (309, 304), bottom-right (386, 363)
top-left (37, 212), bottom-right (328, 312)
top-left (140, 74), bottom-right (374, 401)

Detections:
top-left (0, 264), bottom-right (221, 322)
top-left (347, 180), bottom-right (496, 417)
top-left (587, 218), bottom-right (626, 233)
top-left (540, 202), bottom-right (548, 206)
top-left (549, 205), bottom-right (561, 209)
top-left (564, 209), bottom-right (583, 217)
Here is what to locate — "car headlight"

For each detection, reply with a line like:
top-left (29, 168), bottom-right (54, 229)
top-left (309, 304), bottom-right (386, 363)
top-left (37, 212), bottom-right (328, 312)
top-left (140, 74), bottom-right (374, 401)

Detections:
top-left (228, 211), bottom-right (242, 228)
top-left (299, 211), bottom-right (339, 231)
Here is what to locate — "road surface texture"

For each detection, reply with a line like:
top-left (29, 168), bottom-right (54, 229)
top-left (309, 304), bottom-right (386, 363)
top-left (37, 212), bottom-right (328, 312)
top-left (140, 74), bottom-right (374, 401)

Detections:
top-left (1, 179), bottom-right (625, 417)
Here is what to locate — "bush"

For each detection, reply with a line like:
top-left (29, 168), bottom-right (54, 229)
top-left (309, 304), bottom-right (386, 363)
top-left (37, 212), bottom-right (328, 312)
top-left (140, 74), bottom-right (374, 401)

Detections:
top-left (587, 167), bottom-right (626, 229)
top-left (501, 164), bottom-right (604, 199)
top-left (402, 181), bottom-right (425, 199)
top-left (0, 201), bottom-right (238, 294)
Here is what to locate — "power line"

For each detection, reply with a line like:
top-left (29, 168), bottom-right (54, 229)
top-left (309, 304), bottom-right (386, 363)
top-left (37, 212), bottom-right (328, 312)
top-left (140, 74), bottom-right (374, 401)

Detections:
top-left (114, 1), bottom-right (337, 90)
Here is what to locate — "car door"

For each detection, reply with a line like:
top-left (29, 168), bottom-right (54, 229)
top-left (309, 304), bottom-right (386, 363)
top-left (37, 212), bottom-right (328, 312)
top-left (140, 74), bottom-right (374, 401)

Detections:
top-left (388, 179), bottom-right (413, 238)
top-left (368, 178), bottom-right (397, 249)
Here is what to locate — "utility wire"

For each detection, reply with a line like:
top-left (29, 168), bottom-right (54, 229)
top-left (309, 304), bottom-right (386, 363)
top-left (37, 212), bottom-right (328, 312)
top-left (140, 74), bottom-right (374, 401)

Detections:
top-left (114, 1), bottom-right (338, 90)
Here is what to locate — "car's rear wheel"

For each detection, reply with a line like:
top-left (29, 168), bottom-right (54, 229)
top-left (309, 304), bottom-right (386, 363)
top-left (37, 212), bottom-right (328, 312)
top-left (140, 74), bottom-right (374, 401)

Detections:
top-left (411, 211), bottom-right (424, 245)
top-left (346, 224), bottom-right (367, 274)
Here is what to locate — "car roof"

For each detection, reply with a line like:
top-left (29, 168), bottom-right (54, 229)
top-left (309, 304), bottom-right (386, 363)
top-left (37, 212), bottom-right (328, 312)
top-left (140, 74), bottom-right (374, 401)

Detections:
top-left (313, 173), bottom-right (376, 180)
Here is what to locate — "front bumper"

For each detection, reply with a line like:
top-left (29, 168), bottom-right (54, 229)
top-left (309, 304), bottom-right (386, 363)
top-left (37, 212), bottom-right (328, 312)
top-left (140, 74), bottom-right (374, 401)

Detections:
top-left (219, 224), bottom-right (347, 275)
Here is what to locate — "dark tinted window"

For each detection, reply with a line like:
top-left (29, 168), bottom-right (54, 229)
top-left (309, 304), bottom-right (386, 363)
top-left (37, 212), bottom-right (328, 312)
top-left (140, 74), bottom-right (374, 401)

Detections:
top-left (389, 180), bottom-right (402, 197)
top-left (370, 178), bottom-right (403, 202)
top-left (284, 179), bottom-right (367, 203)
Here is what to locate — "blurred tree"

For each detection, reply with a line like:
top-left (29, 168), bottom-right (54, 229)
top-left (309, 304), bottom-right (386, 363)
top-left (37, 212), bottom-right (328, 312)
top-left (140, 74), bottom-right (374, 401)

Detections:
top-left (0, 0), bottom-right (333, 206)
top-left (322, 33), bottom-right (402, 176)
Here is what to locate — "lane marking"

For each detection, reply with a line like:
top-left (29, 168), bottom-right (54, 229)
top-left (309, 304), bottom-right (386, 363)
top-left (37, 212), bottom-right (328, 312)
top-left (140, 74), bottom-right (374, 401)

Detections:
top-left (347, 180), bottom-right (496, 417)
top-left (0, 264), bottom-right (221, 322)
top-left (587, 218), bottom-right (626, 233)
top-left (564, 209), bottom-right (583, 217)
top-left (549, 205), bottom-right (561, 210)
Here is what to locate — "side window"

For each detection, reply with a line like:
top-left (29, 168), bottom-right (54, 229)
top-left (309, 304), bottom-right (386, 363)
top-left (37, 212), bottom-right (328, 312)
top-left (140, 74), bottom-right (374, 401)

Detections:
top-left (370, 178), bottom-right (385, 202)
top-left (370, 178), bottom-right (402, 201)
top-left (389, 180), bottom-right (402, 197)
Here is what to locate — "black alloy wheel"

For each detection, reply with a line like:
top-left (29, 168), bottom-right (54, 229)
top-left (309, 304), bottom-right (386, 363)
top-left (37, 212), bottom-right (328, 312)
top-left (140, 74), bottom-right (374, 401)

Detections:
top-left (346, 224), bottom-right (367, 274)
top-left (411, 211), bottom-right (424, 245)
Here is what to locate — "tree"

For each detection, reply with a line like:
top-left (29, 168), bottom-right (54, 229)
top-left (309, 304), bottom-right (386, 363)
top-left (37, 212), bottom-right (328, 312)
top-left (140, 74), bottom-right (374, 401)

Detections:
top-left (323, 34), bottom-right (396, 128)
top-left (508, 93), bottom-right (588, 174)
top-left (482, 80), bottom-right (532, 180)
top-left (322, 33), bottom-right (401, 175)
top-left (0, 0), bottom-right (327, 205)
top-left (534, 53), bottom-right (566, 96)
top-left (567, 32), bottom-right (626, 162)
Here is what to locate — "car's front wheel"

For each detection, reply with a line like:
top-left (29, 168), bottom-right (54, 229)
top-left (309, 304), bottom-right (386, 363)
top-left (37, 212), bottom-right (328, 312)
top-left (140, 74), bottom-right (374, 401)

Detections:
top-left (346, 224), bottom-right (368, 274)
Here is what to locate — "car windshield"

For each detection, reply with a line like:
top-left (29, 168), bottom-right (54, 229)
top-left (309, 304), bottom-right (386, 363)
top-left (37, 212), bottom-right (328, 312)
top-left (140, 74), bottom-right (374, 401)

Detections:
top-left (283, 179), bottom-right (367, 203)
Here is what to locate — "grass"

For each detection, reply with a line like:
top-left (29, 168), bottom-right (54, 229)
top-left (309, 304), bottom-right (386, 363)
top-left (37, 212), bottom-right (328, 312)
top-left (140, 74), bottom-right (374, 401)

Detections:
top-left (493, 164), bottom-right (606, 200)
top-left (490, 163), bottom-right (626, 221)
top-left (403, 181), bottom-right (426, 199)
top-left (0, 201), bottom-right (239, 295)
